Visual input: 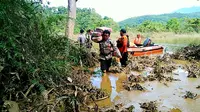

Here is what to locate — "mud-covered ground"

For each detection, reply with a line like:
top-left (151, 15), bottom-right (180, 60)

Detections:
top-left (89, 45), bottom-right (200, 112)
top-left (140, 101), bottom-right (158, 112)
top-left (3, 45), bottom-right (199, 112)
top-left (172, 45), bottom-right (200, 60)
top-left (14, 69), bottom-right (109, 112)
top-left (1, 52), bottom-right (105, 112)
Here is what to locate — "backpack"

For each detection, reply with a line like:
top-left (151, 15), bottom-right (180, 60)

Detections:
top-left (126, 35), bottom-right (130, 47)
top-left (117, 35), bottom-right (130, 48)
top-left (117, 40), bottom-right (123, 48)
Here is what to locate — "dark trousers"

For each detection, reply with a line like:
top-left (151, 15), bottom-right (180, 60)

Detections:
top-left (120, 52), bottom-right (128, 66)
top-left (100, 58), bottom-right (112, 71)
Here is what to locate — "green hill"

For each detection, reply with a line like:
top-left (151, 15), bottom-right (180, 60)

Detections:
top-left (174, 6), bottom-right (200, 13)
top-left (119, 12), bottom-right (200, 27)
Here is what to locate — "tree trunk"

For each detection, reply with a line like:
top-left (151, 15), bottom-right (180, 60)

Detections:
top-left (66, 0), bottom-right (77, 38)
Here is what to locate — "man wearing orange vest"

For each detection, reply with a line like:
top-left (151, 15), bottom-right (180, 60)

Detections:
top-left (117, 29), bottom-right (128, 67)
top-left (134, 34), bottom-right (142, 46)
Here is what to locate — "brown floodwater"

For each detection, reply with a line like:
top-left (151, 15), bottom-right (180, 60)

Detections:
top-left (90, 62), bottom-right (200, 112)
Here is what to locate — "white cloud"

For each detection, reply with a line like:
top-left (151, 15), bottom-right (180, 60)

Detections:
top-left (46, 0), bottom-right (200, 22)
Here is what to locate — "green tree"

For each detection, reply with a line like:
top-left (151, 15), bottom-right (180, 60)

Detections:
top-left (137, 20), bottom-right (166, 32)
top-left (187, 18), bottom-right (200, 33)
top-left (166, 18), bottom-right (181, 33)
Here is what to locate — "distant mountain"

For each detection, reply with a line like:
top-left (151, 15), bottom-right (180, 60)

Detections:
top-left (174, 6), bottom-right (200, 13)
top-left (119, 12), bottom-right (200, 27)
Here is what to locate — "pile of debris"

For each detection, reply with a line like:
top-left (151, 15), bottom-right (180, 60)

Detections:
top-left (126, 72), bottom-right (179, 84)
top-left (123, 83), bottom-right (146, 91)
top-left (81, 51), bottom-right (99, 67)
top-left (128, 74), bottom-right (147, 83)
top-left (109, 66), bottom-right (124, 73)
top-left (183, 91), bottom-right (198, 99)
top-left (158, 53), bottom-right (174, 64)
top-left (126, 54), bottom-right (177, 74)
top-left (172, 45), bottom-right (200, 60)
top-left (17, 69), bottom-right (108, 112)
top-left (185, 63), bottom-right (200, 78)
top-left (140, 101), bottom-right (158, 112)
top-left (153, 63), bottom-right (177, 74)
top-left (147, 74), bottom-right (180, 82)
top-left (103, 104), bottom-right (134, 112)
top-left (127, 56), bottom-right (157, 72)
top-left (196, 85), bottom-right (200, 89)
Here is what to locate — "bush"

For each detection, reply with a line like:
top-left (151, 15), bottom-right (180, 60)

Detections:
top-left (0, 0), bottom-right (91, 100)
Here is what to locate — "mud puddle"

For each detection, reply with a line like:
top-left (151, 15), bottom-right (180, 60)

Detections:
top-left (90, 66), bottom-right (200, 112)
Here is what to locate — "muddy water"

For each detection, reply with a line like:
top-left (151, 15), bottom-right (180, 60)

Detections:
top-left (90, 68), bottom-right (127, 107)
top-left (90, 66), bottom-right (200, 112)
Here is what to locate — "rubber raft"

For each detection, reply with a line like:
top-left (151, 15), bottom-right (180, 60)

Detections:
top-left (127, 45), bottom-right (164, 56)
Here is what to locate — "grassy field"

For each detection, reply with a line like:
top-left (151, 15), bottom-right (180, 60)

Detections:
top-left (72, 32), bottom-right (200, 52)
top-left (109, 32), bottom-right (200, 45)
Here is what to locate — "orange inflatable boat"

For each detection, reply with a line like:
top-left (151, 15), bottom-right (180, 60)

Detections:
top-left (127, 45), bottom-right (164, 56)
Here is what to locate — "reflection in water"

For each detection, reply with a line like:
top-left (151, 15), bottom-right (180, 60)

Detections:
top-left (100, 74), bottom-right (119, 102)
top-left (90, 72), bottom-right (124, 105)
top-left (90, 76), bottom-right (102, 88)
top-left (109, 75), bottom-right (118, 102)
top-left (171, 108), bottom-right (182, 112)
top-left (173, 67), bottom-right (188, 82)
top-left (90, 73), bottom-right (121, 106)
top-left (101, 74), bottom-right (112, 94)
top-left (161, 100), bottom-right (174, 109)
top-left (90, 67), bottom-right (103, 88)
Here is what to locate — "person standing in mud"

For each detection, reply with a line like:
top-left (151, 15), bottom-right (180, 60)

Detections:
top-left (92, 30), bottom-right (121, 73)
top-left (117, 29), bottom-right (128, 67)
top-left (85, 29), bottom-right (93, 49)
top-left (77, 29), bottom-right (86, 47)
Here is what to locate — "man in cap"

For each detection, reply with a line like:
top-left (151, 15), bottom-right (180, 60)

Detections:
top-left (117, 29), bottom-right (128, 67)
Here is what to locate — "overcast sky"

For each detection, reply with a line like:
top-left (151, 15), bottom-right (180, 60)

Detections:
top-left (45, 0), bottom-right (200, 22)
